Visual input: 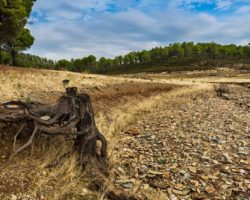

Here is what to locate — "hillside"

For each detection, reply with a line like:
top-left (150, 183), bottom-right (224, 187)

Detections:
top-left (2, 42), bottom-right (250, 74)
top-left (0, 66), bottom-right (249, 199)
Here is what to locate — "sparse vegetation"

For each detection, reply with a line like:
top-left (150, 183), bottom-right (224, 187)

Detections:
top-left (0, 87), bottom-right (139, 199)
top-left (0, 66), bottom-right (249, 199)
top-left (214, 83), bottom-right (229, 98)
top-left (0, 1), bottom-right (250, 199)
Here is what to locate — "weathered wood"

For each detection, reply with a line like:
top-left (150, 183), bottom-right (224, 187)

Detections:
top-left (0, 87), bottom-right (138, 200)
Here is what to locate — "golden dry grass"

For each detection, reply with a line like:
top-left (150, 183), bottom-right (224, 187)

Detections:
top-left (0, 66), bottom-right (152, 102)
top-left (0, 66), bottom-right (177, 199)
top-left (0, 66), bottom-right (249, 199)
top-left (26, 86), bottom-right (192, 200)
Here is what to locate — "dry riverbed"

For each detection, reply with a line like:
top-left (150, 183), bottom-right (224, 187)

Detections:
top-left (0, 66), bottom-right (249, 200)
top-left (113, 85), bottom-right (250, 200)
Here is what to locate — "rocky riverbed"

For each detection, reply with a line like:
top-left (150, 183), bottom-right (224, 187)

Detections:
top-left (113, 85), bottom-right (250, 200)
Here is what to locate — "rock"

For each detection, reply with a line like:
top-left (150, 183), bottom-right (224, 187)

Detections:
top-left (200, 175), bottom-right (208, 180)
top-left (11, 194), bottom-right (17, 200)
top-left (222, 184), bottom-right (229, 189)
top-left (148, 170), bottom-right (163, 175)
top-left (116, 179), bottom-right (134, 184)
top-left (191, 193), bottom-right (207, 199)
top-left (201, 156), bottom-right (210, 161)
top-left (157, 191), bottom-right (169, 200)
top-left (223, 153), bottom-right (233, 163)
top-left (143, 184), bottom-right (149, 190)
top-left (111, 86), bottom-right (250, 199)
top-left (172, 187), bottom-right (191, 196)
top-left (231, 188), bottom-right (241, 195)
top-left (149, 182), bottom-right (169, 190)
top-left (220, 166), bottom-right (230, 174)
top-left (125, 127), bottom-right (141, 136)
top-left (212, 159), bottom-right (219, 164)
top-left (188, 166), bottom-right (197, 173)
top-left (182, 189), bottom-right (191, 196)
top-left (240, 159), bottom-right (249, 165)
top-left (238, 148), bottom-right (249, 155)
top-left (40, 115), bottom-right (50, 120)
top-left (161, 171), bottom-right (170, 178)
top-left (208, 175), bottom-right (219, 180)
top-left (6, 105), bottom-right (18, 109)
top-left (169, 194), bottom-right (178, 200)
top-left (245, 165), bottom-right (250, 171)
top-left (225, 181), bottom-right (233, 185)
top-left (172, 189), bottom-right (183, 195)
top-left (42, 171), bottom-right (47, 176)
top-left (205, 186), bottom-right (216, 194)
top-left (190, 180), bottom-right (199, 187)
top-left (121, 182), bottom-right (134, 189)
top-left (117, 167), bottom-right (125, 175)
top-left (174, 184), bottom-right (186, 191)
top-left (179, 170), bottom-right (187, 175)
top-left (116, 179), bottom-right (135, 189)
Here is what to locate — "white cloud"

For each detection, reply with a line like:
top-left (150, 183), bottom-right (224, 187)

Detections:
top-left (32, 0), bottom-right (112, 12)
top-left (215, 0), bottom-right (233, 11)
top-left (236, 4), bottom-right (250, 13)
top-left (26, 0), bottom-right (250, 60)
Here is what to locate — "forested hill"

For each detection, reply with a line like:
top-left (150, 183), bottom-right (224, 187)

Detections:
top-left (1, 42), bottom-right (250, 74)
top-left (0, 1), bottom-right (249, 74)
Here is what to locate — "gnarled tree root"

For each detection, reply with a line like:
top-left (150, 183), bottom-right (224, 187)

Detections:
top-left (0, 87), bottom-right (138, 200)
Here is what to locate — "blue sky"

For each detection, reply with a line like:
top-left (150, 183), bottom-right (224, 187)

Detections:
top-left (27, 0), bottom-right (250, 60)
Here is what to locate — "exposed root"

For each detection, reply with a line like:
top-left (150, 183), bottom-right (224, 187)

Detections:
top-left (0, 87), bottom-right (138, 200)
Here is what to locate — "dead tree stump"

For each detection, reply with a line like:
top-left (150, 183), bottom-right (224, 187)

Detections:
top-left (0, 87), bottom-right (137, 200)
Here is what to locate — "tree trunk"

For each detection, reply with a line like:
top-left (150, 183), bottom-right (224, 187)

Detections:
top-left (0, 49), bottom-right (2, 65)
top-left (11, 49), bottom-right (17, 66)
top-left (0, 87), bottom-right (138, 200)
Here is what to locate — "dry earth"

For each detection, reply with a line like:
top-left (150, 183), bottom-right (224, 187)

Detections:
top-left (0, 66), bottom-right (249, 200)
top-left (113, 85), bottom-right (250, 200)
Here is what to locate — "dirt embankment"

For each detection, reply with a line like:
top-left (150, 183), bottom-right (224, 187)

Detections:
top-left (87, 82), bottom-right (178, 115)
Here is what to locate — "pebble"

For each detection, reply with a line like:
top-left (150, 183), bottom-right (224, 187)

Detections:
top-left (205, 186), bottom-right (216, 194)
top-left (108, 87), bottom-right (249, 199)
top-left (11, 194), bottom-right (17, 200)
top-left (188, 167), bottom-right (197, 173)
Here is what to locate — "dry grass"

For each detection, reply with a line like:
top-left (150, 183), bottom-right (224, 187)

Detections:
top-left (0, 66), bottom-right (152, 102)
top-left (1, 89), bottom-right (187, 200)
top-left (1, 66), bottom-right (248, 102)
top-left (26, 88), bottom-right (185, 200)
top-left (0, 66), bottom-right (249, 199)
top-left (0, 136), bottom-right (98, 199)
top-left (0, 66), bottom-right (178, 199)
top-left (122, 67), bottom-right (250, 86)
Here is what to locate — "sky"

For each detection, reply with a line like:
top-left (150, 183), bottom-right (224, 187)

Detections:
top-left (27, 0), bottom-right (250, 60)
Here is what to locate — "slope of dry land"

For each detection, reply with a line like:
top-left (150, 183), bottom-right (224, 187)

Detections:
top-left (113, 85), bottom-right (249, 200)
top-left (0, 66), bottom-right (249, 200)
